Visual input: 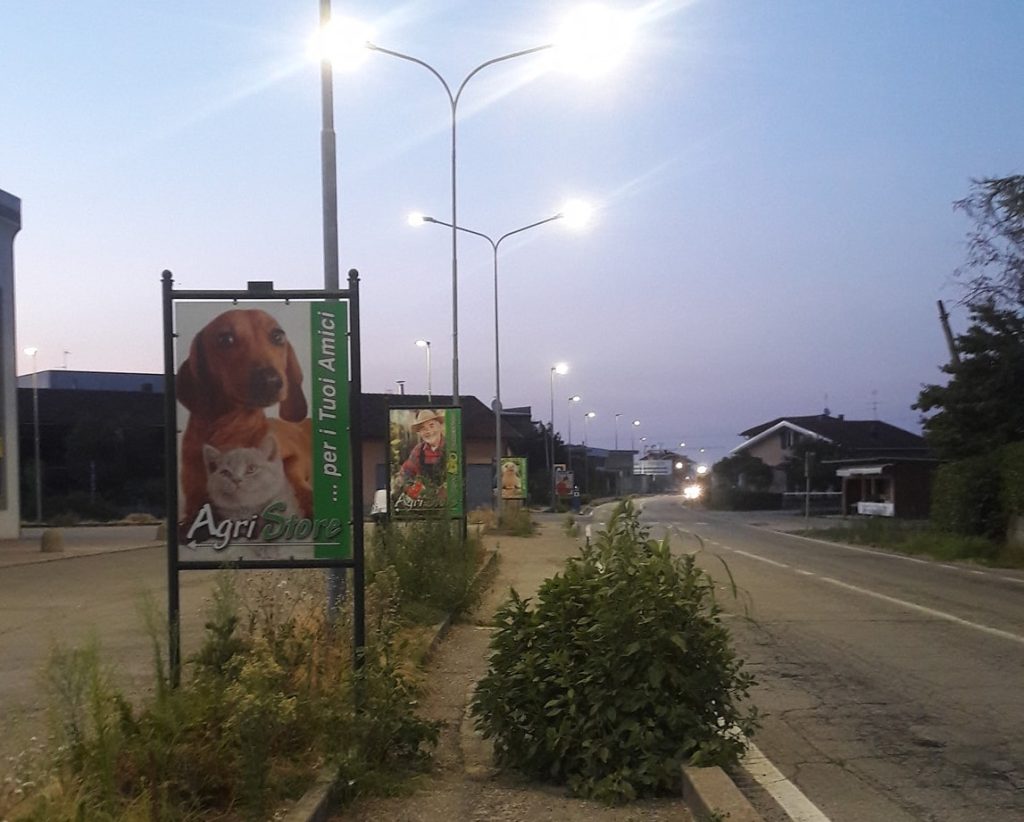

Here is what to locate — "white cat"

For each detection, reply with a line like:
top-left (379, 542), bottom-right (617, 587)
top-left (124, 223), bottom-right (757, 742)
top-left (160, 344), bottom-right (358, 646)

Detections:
top-left (202, 435), bottom-right (299, 523)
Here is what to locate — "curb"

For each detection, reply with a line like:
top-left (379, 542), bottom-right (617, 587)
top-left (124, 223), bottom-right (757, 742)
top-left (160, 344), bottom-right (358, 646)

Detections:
top-left (284, 547), bottom-right (500, 822)
top-left (682, 765), bottom-right (763, 821)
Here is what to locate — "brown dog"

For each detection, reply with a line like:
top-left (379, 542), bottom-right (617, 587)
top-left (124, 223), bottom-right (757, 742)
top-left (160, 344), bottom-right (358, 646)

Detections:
top-left (177, 308), bottom-right (313, 527)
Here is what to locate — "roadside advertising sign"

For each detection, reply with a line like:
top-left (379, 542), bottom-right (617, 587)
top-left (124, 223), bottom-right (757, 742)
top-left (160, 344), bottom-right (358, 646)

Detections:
top-left (174, 301), bottom-right (351, 561)
top-left (554, 466), bottom-right (575, 497)
top-left (388, 406), bottom-right (464, 518)
top-left (500, 457), bottom-right (528, 500)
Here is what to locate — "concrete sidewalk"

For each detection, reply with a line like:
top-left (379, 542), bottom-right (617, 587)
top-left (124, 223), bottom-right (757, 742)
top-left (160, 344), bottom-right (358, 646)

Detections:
top-left (0, 524), bottom-right (163, 568)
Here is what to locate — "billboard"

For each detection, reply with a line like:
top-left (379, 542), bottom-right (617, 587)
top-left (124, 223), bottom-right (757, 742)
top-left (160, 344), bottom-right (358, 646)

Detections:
top-left (174, 301), bottom-right (350, 561)
top-left (388, 406), bottom-right (463, 518)
top-left (500, 457), bottom-right (528, 500)
top-left (554, 466), bottom-right (575, 497)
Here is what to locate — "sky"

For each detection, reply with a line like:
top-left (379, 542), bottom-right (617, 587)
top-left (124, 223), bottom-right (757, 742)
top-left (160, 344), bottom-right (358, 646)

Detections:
top-left (2, 0), bottom-right (1023, 463)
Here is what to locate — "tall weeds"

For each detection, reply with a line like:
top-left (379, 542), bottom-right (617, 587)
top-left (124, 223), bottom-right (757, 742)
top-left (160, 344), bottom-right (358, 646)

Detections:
top-left (27, 569), bottom-right (438, 821)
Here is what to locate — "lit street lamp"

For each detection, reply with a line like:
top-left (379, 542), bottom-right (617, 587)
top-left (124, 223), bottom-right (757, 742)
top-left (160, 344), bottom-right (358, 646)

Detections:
top-left (567, 395), bottom-right (581, 475)
top-left (631, 419), bottom-right (641, 451)
top-left (549, 362), bottom-right (569, 510)
top-left (23, 347), bottom-right (41, 523)
top-left (315, 5), bottom-right (633, 404)
top-left (409, 205), bottom-right (590, 514)
top-left (415, 339), bottom-right (432, 401)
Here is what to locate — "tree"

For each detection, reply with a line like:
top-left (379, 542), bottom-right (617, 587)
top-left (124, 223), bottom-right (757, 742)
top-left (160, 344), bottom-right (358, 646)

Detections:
top-left (781, 439), bottom-right (843, 492)
top-left (711, 453), bottom-right (773, 490)
top-left (953, 175), bottom-right (1024, 309)
top-left (915, 300), bottom-right (1024, 459)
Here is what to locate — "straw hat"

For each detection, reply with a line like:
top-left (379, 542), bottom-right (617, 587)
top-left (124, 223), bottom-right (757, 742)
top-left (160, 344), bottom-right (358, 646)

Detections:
top-left (411, 409), bottom-right (445, 431)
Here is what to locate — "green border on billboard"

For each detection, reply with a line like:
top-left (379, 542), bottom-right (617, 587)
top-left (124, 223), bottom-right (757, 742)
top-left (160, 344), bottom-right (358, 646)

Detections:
top-left (311, 302), bottom-right (351, 558)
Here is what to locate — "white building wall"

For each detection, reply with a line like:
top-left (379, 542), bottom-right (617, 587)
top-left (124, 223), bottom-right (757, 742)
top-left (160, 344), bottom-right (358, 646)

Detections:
top-left (0, 189), bottom-right (21, 537)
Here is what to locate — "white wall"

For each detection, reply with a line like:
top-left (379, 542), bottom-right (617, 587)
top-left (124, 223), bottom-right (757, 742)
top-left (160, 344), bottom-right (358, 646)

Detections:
top-left (0, 189), bottom-right (21, 537)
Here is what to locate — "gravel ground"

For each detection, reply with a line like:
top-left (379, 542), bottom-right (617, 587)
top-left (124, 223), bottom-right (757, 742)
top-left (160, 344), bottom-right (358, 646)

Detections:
top-left (336, 523), bottom-right (694, 822)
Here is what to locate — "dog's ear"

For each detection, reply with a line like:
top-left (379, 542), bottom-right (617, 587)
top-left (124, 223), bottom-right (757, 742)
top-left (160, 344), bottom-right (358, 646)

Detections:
top-left (176, 333), bottom-right (212, 416)
top-left (279, 341), bottom-right (308, 421)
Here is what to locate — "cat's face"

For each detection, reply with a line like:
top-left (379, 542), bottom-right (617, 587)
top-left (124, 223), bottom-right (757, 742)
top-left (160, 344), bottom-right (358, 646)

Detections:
top-left (203, 435), bottom-right (284, 507)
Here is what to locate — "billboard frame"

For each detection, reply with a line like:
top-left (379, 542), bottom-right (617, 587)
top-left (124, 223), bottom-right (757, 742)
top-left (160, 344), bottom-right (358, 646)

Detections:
top-left (161, 270), bottom-right (365, 685)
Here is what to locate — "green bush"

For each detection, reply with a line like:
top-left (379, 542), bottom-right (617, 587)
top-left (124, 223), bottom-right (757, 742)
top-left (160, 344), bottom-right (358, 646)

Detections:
top-left (370, 517), bottom-right (483, 622)
top-left (471, 500), bottom-right (757, 804)
top-left (931, 453), bottom-right (1004, 537)
top-left (497, 505), bottom-right (535, 536)
top-left (707, 487), bottom-right (781, 511)
top-left (1000, 441), bottom-right (1024, 518)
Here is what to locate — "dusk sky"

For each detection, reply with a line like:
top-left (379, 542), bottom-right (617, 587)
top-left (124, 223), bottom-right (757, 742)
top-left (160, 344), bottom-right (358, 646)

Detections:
top-left (3, 1), bottom-right (1022, 462)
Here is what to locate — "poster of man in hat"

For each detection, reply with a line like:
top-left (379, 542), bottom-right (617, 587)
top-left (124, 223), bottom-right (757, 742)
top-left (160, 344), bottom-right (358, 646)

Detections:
top-left (388, 406), bottom-right (463, 517)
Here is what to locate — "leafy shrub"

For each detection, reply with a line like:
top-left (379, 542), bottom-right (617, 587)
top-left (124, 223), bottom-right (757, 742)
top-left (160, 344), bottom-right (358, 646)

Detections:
top-left (1000, 441), bottom-right (1024, 518)
top-left (471, 500), bottom-right (757, 804)
top-left (370, 516), bottom-right (483, 622)
top-left (497, 505), bottom-right (534, 536)
top-left (707, 487), bottom-right (781, 511)
top-left (931, 453), bottom-right (1004, 537)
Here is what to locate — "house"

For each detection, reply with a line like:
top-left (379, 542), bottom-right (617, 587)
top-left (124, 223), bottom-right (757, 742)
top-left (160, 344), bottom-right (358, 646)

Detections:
top-left (732, 412), bottom-right (936, 517)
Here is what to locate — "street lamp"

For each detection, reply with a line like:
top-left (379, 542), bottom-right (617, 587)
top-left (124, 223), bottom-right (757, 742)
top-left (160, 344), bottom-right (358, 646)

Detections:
top-left (614, 413), bottom-right (622, 449)
top-left (414, 339), bottom-right (432, 401)
top-left (23, 347), bottom-right (41, 523)
top-left (567, 395), bottom-right (581, 475)
top-left (631, 419), bottom-right (641, 451)
top-left (317, 6), bottom-right (633, 403)
top-left (409, 205), bottom-right (591, 514)
top-left (549, 362), bottom-right (569, 510)
top-left (583, 411), bottom-right (596, 494)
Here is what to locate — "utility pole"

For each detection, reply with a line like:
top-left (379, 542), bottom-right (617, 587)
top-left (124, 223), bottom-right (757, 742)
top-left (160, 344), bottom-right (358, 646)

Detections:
top-left (937, 300), bottom-right (961, 367)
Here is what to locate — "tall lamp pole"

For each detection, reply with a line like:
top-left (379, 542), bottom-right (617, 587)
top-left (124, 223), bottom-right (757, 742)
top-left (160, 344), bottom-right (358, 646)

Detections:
top-left (415, 339), bottom-right (432, 401)
top-left (410, 210), bottom-right (588, 516)
top-left (24, 347), bottom-right (41, 523)
top-left (549, 362), bottom-right (568, 510)
top-left (567, 395), bottom-right (581, 475)
top-left (583, 411), bottom-right (596, 494)
top-left (368, 45), bottom-right (552, 404)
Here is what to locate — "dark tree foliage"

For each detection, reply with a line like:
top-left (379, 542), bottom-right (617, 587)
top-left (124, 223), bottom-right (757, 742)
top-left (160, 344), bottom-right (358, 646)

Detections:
top-left (953, 175), bottom-right (1024, 308)
top-left (711, 453), bottom-right (773, 490)
top-left (781, 439), bottom-right (844, 492)
top-left (915, 301), bottom-right (1024, 459)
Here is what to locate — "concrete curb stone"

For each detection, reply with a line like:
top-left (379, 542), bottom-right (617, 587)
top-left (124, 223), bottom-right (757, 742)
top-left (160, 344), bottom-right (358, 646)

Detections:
top-left (682, 765), bottom-right (763, 821)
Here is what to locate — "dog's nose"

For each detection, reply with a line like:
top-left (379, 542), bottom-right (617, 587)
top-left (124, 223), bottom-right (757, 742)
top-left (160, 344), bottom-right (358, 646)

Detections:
top-left (250, 367), bottom-right (283, 403)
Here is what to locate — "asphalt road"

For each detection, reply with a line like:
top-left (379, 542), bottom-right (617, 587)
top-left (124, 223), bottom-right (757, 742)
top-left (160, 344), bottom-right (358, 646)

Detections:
top-left (622, 496), bottom-right (1024, 822)
top-left (0, 544), bottom-right (224, 773)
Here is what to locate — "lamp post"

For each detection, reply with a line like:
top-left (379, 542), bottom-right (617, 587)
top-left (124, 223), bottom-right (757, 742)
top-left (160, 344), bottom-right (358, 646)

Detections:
top-left (631, 419), bottom-right (641, 451)
top-left (549, 362), bottom-right (568, 510)
top-left (614, 413), bottom-right (622, 450)
top-left (318, 5), bottom-right (633, 404)
top-left (23, 347), bottom-right (41, 523)
top-left (415, 339), bottom-right (432, 401)
top-left (366, 49), bottom-right (552, 405)
top-left (409, 206), bottom-right (590, 515)
top-left (567, 395), bottom-right (581, 476)
top-left (395, 379), bottom-right (405, 395)
top-left (583, 411), bottom-right (596, 494)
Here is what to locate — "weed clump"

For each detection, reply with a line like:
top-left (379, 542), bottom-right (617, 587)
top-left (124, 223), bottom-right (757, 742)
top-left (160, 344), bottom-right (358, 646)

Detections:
top-left (472, 499), bottom-right (757, 804)
top-left (25, 570), bottom-right (438, 821)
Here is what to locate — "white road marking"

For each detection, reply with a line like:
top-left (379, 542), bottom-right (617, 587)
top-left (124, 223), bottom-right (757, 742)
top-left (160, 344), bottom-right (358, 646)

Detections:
top-left (818, 575), bottom-right (1024, 646)
top-left (742, 740), bottom-right (833, 822)
top-left (772, 529), bottom-right (1024, 586)
top-left (714, 541), bottom-right (1024, 646)
top-left (731, 549), bottom-right (790, 570)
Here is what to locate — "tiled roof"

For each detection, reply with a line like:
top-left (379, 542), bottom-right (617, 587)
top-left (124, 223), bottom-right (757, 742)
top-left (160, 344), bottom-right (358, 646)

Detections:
top-left (738, 414), bottom-right (929, 455)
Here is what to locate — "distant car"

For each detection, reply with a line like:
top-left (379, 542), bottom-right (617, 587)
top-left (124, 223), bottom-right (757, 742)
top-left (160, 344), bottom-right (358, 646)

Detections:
top-left (370, 489), bottom-right (388, 523)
